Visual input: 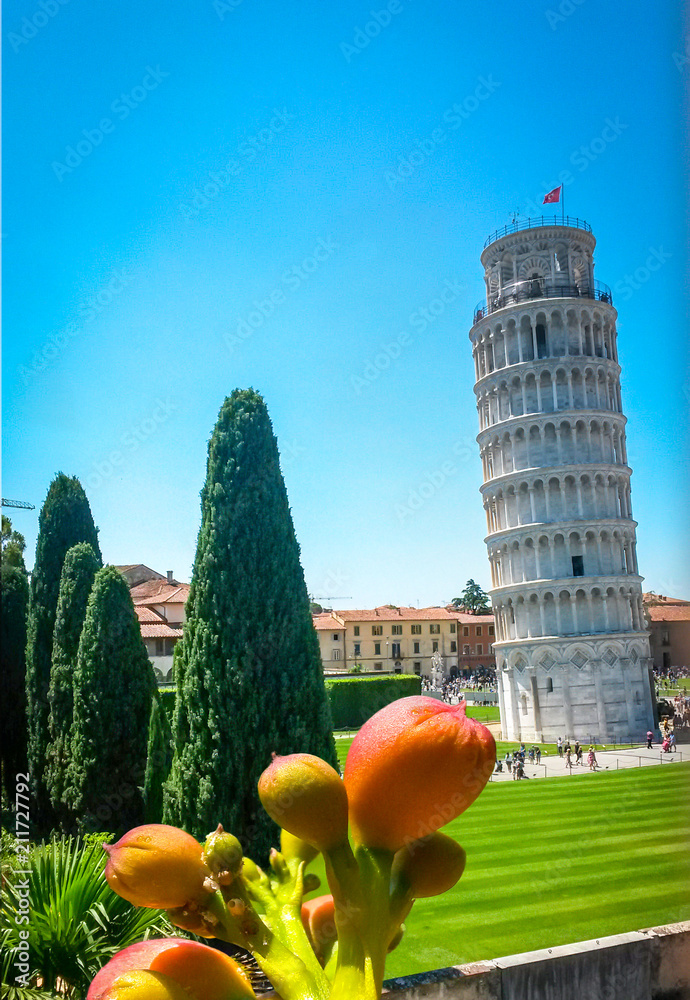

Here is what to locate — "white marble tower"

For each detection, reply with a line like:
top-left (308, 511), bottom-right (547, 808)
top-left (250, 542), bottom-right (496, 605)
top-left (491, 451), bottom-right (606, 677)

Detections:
top-left (469, 217), bottom-right (655, 742)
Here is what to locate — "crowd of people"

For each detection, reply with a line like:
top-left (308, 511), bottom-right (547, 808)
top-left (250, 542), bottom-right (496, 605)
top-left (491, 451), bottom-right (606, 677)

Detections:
top-left (422, 669), bottom-right (497, 704)
top-left (555, 737), bottom-right (600, 770)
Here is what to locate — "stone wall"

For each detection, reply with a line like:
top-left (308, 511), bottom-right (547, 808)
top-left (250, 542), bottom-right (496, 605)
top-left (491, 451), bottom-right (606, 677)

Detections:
top-left (381, 922), bottom-right (690, 1000)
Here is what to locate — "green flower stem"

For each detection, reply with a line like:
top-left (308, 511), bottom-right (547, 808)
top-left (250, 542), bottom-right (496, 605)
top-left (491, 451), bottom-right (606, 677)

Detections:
top-left (205, 889), bottom-right (324, 1000)
top-left (324, 842), bottom-right (395, 1000)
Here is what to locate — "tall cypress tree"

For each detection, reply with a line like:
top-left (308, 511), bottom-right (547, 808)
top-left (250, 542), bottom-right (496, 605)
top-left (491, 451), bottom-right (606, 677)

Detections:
top-left (68, 566), bottom-right (155, 835)
top-left (25, 474), bottom-right (101, 830)
top-left (1, 563), bottom-right (30, 802)
top-left (46, 543), bottom-right (100, 830)
top-left (163, 389), bottom-right (337, 859)
top-left (143, 690), bottom-right (173, 824)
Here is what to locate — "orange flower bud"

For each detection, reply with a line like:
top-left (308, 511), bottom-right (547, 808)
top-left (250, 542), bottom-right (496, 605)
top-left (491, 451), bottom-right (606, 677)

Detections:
top-left (344, 697), bottom-right (495, 851)
top-left (258, 753), bottom-right (349, 851)
top-left (391, 832), bottom-right (466, 898)
top-left (301, 894), bottom-right (337, 957)
top-left (87, 939), bottom-right (255, 1000)
top-left (150, 940), bottom-right (255, 999)
top-left (103, 825), bottom-right (213, 909)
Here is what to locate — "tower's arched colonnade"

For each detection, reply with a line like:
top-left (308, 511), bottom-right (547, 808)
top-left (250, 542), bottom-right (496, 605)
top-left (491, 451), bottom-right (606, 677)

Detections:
top-left (469, 220), bottom-right (654, 742)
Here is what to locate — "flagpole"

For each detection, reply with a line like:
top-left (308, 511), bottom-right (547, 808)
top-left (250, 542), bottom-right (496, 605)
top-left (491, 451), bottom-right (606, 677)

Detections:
top-left (562, 186), bottom-right (565, 225)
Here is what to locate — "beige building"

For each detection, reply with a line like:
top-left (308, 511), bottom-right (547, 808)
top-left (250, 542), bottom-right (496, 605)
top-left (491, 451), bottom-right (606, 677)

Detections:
top-left (126, 573), bottom-right (189, 682)
top-left (644, 594), bottom-right (690, 671)
top-left (313, 606), bottom-right (495, 677)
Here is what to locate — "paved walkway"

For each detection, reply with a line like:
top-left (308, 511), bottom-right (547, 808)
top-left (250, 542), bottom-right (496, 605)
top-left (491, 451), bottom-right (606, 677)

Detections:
top-left (489, 745), bottom-right (685, 782)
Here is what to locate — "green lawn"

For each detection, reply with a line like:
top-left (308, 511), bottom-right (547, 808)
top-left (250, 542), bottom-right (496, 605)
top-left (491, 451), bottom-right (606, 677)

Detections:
top-left (308, 763), bottom-right (690, 977)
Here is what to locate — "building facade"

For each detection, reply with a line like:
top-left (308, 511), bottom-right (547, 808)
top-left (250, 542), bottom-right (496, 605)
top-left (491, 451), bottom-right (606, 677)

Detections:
top-left (313, 606), bottom-right (495, 677)
top-left (644, 594), bottom-right (690, 672)
top-left (469, 216), bottom-right (655, 742)
top-left (127, 573), bottom-right (189, 682)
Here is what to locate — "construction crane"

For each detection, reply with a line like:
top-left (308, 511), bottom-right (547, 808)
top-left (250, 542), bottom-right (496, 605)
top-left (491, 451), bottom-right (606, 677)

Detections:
top-left (2, 498), bottom-right (35, 510)
top-left (311, 595), bottom-right (352, 603)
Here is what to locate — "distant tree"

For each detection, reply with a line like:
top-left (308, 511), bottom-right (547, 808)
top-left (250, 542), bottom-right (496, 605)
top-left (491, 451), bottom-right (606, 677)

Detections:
top-left (46, 543), bottom-right (101, 831)
top-left (163, 389), bottom-right (337, 859)
top-left (452, 579), bottom-right (490, 615)
top-left (68, 566), bottom-right (155, 834)
top-left (143, 690), bottom-right (174, 824)
top-left (25, 473), bottom-right (101, 831)
top-left (1, 514), bottom-right (27, 570)
top-left (1, 560), bottom-right (29, 801)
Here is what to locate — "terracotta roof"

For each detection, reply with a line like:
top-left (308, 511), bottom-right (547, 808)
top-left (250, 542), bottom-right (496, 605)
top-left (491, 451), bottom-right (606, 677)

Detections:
top-left (647, 605), bottom-right (690, 622)
top-left (313, 613), bottom-right (344, 630)
top-left (141, 623), bottom-right (184, 639)
top-left (313, 606), bottom-right (494, 624)
top-left (643, 593), bottom-right (690, 606)
top-left (131, 580), bottom-right (190, 605)
top-left (135, 606), bottom-right (167, 624)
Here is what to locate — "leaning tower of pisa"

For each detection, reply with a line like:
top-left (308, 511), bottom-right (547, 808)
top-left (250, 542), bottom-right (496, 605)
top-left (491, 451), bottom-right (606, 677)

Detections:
top-left (469, 216), bottom-right (655, 743)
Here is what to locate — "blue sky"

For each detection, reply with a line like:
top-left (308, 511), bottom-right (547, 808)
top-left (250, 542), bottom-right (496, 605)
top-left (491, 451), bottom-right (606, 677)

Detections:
top-left (3, 0), bottom-right (688, 607)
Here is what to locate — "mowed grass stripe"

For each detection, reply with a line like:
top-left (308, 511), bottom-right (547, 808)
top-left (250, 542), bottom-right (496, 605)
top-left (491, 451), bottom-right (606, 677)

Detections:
top-left (382, 764), bottom-right (690, 977)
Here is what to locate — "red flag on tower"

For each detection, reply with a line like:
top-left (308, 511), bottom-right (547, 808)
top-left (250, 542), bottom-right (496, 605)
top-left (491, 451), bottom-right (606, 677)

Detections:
top-left (543, 185), bottom-right (562, 204)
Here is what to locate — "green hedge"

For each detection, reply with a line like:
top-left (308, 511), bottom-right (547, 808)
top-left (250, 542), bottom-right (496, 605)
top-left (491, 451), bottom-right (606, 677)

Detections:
top-left (157, 674), bottom-right (421, 734)
top-left (158, 686), bottom-right (176, 725)
top-left (325, 674), bottom-right (421, 730)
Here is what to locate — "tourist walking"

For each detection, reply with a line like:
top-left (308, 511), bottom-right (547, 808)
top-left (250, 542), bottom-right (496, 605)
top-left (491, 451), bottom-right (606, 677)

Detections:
top-left (557, 736), bottom-right (563, 757)
top-left (646, 730), bottom-right (654, 749)
top-left (535, 746), bottom-right (541, 764)
top-left (505, 751), bottom-right (513, 774)
top-left (588, 746), bottom-right (598, 770)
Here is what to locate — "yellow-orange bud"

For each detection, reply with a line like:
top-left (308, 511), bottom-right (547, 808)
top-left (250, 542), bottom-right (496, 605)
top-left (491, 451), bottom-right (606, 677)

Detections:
top-left (258, 753), bottom-right (348, 851)
top-left (280, 828), bottom-right (319, 866)
top-left (103, 825), bottom-right (213, 909)
top-left (391, 832), bottom-right (466, 898)
top-left (96, 971), bottom-right (190, 1000)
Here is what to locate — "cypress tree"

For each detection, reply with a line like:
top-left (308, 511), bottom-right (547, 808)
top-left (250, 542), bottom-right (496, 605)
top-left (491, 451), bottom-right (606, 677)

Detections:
top-left (68, 566), bottom-right (155, 835)
top-left (25, 473), bottom-right (101, 830)
top-left (163, 389), bottom-right (337, 859)
top-left (46, 543), bottom-right (100, 830)
top-left (1, 563), bottom-right (29, 802)
top-left (143, 690), bottom-right (173, 824)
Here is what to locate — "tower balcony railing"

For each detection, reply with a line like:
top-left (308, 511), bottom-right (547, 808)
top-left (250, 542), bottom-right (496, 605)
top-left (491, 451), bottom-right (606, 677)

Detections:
top-left (473, 277), bottom-right (613, 325)
top-left (483, 215), bottom-right (592, 249)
